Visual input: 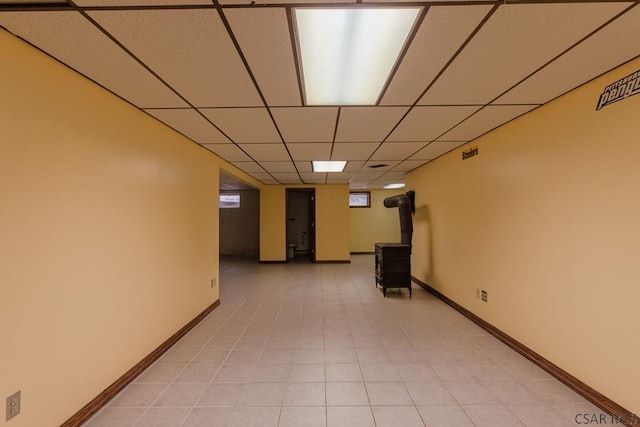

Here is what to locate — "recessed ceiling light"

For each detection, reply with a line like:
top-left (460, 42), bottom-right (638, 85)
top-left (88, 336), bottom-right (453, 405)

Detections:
top-left (312, 160), bottom-right (347, 172)
top-left (295, 7), bottom-right (421, 106)
top-left (384, 183), bottom-right (405, 189)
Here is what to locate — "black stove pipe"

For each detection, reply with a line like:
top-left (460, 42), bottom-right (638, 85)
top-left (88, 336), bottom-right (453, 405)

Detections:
top-left (383, 190), bottom-right (415, 250)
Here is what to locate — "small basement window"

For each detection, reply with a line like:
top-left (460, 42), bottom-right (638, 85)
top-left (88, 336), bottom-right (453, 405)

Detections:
top-left (220, 193), bottom-right (240, 208)
top-left (349, 191), bottom-right (370, 208)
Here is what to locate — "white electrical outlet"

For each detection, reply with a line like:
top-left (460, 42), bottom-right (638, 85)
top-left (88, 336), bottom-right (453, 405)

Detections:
top-left (6, 391), bottom-right (21, 421)
top-left (211, 278), bottom-right (217, 288)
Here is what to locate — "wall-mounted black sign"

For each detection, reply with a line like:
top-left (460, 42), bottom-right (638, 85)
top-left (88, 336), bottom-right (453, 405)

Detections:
top-left (462, 147), bottom-right (478, 160)
top-left (596, 69), bottom-right (640, 110)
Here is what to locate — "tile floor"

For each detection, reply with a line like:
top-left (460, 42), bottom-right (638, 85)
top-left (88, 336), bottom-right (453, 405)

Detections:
top-left (85, 255), bottom-right (606, 426)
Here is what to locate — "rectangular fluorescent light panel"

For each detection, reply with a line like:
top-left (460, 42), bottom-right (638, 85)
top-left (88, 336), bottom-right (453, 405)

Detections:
top-left (295, 7), bottom-right (420, 105)
top-left (313, 160), bottom-right (347, 172)
top-left (384, 183), bottom-right (405, 189)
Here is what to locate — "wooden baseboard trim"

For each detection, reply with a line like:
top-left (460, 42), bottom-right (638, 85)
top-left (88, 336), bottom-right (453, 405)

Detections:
top-left (61, 299), bottom-right (221, 427)
top-left (315, 260), bottom-right (351, 264)
top-left (412, 277), bottom-right (636, 426)
top-left (350, 251), bottom-right (375, 255)
top-left (259, 260), bottom-right (288, 264)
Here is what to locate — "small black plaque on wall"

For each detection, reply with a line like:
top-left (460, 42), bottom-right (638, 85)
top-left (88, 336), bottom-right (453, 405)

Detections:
top-left (462, 146), bottom-right (478, 160)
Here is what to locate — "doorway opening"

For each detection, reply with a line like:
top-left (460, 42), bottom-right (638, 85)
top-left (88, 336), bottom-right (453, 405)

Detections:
top-left (286, 188), bottom-right (315, 263)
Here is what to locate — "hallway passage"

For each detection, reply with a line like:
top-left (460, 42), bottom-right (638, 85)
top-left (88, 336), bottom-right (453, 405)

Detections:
top-left (86, 255), bottom-right (603, 426)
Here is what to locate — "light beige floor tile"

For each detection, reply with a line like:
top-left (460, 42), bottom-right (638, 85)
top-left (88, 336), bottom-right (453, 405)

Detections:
top-left (198, 383), bottom-right (247, 407)
top-left (371, 406), bottom-right (425, 427)
top-left (445, 380), bottom-right (501, 405)
top-left (240, 382), bottom-right (286, 406)
top-left (288, 364), bottom-right (325, 382)
top-left (293, 349), bottom-right (325, 364)
top-left (109, 383), bottom-right (167, 407)
top-left (523, 378), bottom-right (587, 404)
top-left (361, 363), bottom-right (401, 382)
top-left (508, 403), bottom-right (576, 427)
top-left (134, 407), bottom-right (191, 427)
top-left (192, 349), bottom-right (230, 364)
top-left (462, 404), bottom-right (525, 427)
top-left (405, 381), bottom-right (457, 405)
top-left (134, 364), bottom-right (184, 384)
top-left (226, 349), bottom-right (262, 364)
top-left (251, 364), bottom-right (291, 382)
top-left (84, 407), bottom-right (146, 426)
top-left (183, 407), bottom-right (235, 427)
top-left (154, 382), bottom-right (207, 407)
top-left (278, 406), bottom-right (326, 427)
top-left (365, 382), bottom-right (413, 405)
top-left (325, 363), bottom-right (363, 382)
top-left (260, 349), bottom-right (295, 364)
top-left (327, 406), bottom-right (375, 427)
top-left (483, 380), bottom-right (546, 405)
top-left (235, 336), bottom-right (268, 349)
top-left (356, 348), bottom-right (391, 364)
top-left (214, 364), bottom-right (256, 382)
top-left (228, 407), bottom-right (281, 427)
top-left (417, 405), bottom-right (475, 427)
top-left (157, 348), bottom-right (199, 365)
top-left (325, 349), bottom-right (358, 364)
top-left (283, 382), bottom-right (326, 406)
top-left (175, 364), bottom-right (220, 383)
top-left (326, 382), bottom-right (370, 406)
top-left (395, 363), bottom-right (439, 382)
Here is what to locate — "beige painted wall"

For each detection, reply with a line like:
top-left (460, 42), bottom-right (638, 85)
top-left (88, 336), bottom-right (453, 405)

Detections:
top-left (406, 58), bottom-right (640, 413)
top-left (260, 185), bottom-right (350, 262)
top-left (350, 190), bottom-right (403, 253)
top-left (0, 30), bottom-right (260, 426)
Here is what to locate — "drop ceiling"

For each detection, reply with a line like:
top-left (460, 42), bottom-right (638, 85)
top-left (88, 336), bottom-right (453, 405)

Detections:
top-left (1, 0), bottom-right (639, 189)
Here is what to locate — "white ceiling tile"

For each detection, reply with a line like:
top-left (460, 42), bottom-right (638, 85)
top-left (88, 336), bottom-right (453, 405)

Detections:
top-left (349, 171), bottom-right (386, 182)
top-left (0, 12), bottom-right (187, 108)
top-left (200, 108), bottom-right (280, 143)
top-left (420, 3), bottom-right (630, 105)
top-left (438, 105), bottom-right (537, 141)
top-left (498, 5), bottom-right (640, 105)
top-left (146, 109), bottom-right (230, 143)
top-left (325, 172), bottom-right (355, 181)
top-left (220, 0), bottom-right (354, 5)
top-left (370, 142), bottom-right (427, 161)
top-left (239, 143), bottom-right (291, 161)
top-left (287, 143), bottom-right (332, 161)
top-left (271, 172), bottom-right (302, 183)
top-left (260, 162), bottom-right (297, 173)
top-left (88, 9), bottom-right (262, 107)
top-left (381, 5), bottom-right (492, 106)
top-left (326, 178), bottom-right (352, 184)
top-left (330, 142), bottom-right (379, 161)
top-left (248, 172), bottom-right (276, 181)
top-left (364, 161), bottom-right (400, 170)
top-left (201, 143), bottom-right (252, 162)
top-left (344, 161), bottom-right (366, 172)
top-left (410, 141), bottom-right (464, 160)
top-left (75, 0), bottom-right (210, 5)
top-left (224, 8), bottom-right (301, 107)
top-left (232, 161), bottom-right (265, 173)
top-left (365, 0), bottom-right (488, 3)
top-left (295, 162), bottom-right (313, 173)
top-left (387, 106), bottom-right (481, 142)
top-left (272, 107), bottom-right (338, 142)
top-left (300, 173), bottom-right (327, 184)
top-left (336, 107), bottom-right (408, 142)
